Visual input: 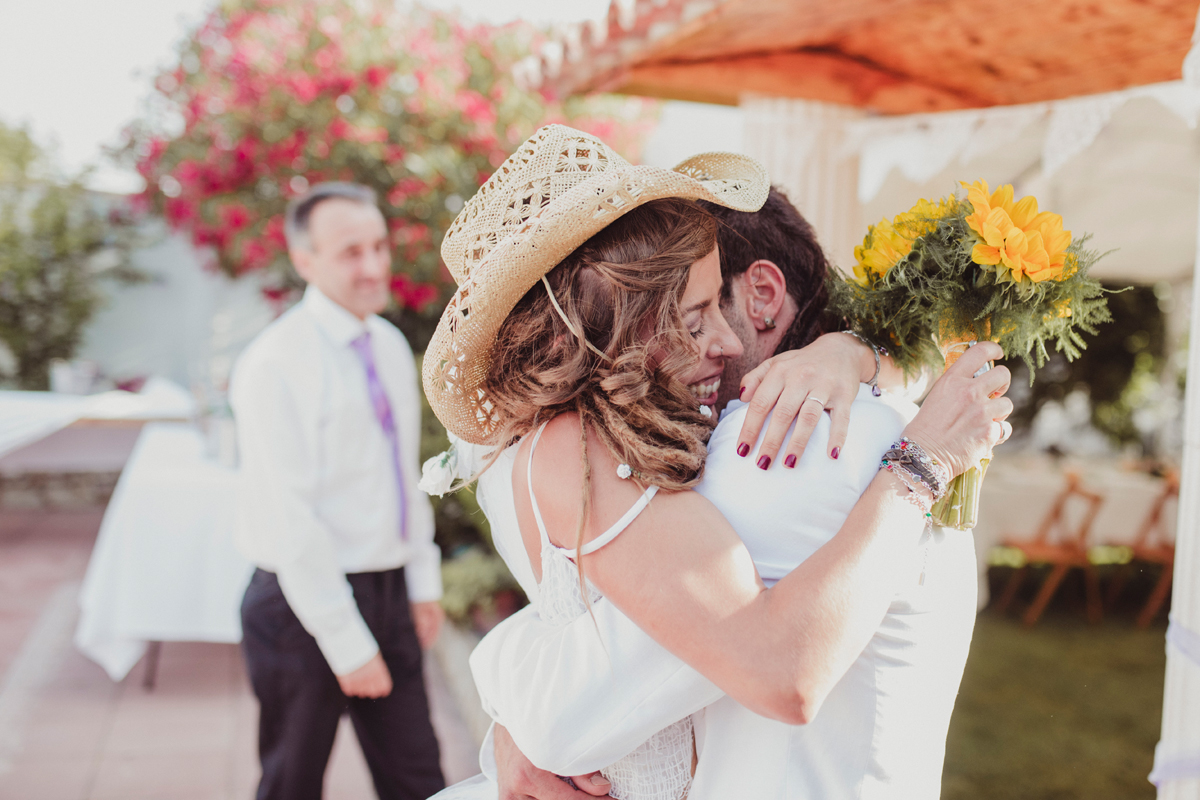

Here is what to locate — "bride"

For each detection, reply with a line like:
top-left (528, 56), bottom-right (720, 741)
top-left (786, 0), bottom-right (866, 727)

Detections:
top-left (422, 125), bottom-right (1010, 800)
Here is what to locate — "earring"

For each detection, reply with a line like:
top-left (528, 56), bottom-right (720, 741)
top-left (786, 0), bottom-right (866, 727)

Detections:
top-left (763, 316), bottom-right (776, 330)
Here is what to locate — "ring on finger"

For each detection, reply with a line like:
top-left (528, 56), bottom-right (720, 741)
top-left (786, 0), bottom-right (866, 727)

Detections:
top-left (802, 396), bottom-right (826, 407)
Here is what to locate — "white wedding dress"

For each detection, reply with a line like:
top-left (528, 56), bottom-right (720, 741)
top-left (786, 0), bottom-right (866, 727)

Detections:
top-left (431, 422), bottom-right (695, 800)
top-left (435, 390), bottom-right (978, 800)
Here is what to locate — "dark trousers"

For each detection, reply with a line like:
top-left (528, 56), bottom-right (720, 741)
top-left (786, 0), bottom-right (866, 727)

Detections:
top-left (241, 567), bottom-right (445, 800)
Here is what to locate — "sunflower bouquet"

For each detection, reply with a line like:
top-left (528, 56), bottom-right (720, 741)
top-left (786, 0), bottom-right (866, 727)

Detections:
top-left (829, 180), bottom-right (1112, 529)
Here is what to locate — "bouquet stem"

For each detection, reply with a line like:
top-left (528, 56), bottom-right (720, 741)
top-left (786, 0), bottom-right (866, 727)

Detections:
top-left (931, 322), bottom-right (992, 530)
top-left (931, 458), bottom-right (990, 529)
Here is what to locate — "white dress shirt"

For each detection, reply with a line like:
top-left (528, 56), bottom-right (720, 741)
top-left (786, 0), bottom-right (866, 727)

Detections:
top-left (460, 387), bottom-right (976, 799)
top-left (231, 285), bottom-right (441, 675)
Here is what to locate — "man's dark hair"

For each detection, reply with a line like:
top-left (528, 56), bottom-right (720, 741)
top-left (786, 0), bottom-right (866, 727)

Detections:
top-left (284, 181), bottom-right (378, 250)
top-left (702, 186), bottom-right (836, 355)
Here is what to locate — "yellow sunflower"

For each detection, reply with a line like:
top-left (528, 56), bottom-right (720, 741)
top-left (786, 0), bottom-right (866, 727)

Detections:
top-left (852, 196), bottom-right (957, 286)
top-left (963, 180), bottom-right (1072, 283)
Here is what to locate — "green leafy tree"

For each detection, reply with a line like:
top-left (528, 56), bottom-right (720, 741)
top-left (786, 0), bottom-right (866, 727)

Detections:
top-left (0, 123), bottom-right (139, 389)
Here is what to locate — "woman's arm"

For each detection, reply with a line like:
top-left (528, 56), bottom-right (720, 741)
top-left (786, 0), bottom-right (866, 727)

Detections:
top-left (521, 343), bottom-right (1009, 724)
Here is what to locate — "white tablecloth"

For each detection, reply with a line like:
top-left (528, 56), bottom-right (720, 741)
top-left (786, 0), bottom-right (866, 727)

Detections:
top-left (75, 423), bottom-right (253, 680)
top-left (0, 378), bottom-right (195, 459)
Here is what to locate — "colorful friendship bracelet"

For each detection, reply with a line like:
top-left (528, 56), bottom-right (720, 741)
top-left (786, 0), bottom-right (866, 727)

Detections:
top-left (879, 436), bottom-right (949, 510)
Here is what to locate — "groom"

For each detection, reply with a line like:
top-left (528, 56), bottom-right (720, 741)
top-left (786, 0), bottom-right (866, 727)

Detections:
top-left (474, 187), bottom-right (978, 799)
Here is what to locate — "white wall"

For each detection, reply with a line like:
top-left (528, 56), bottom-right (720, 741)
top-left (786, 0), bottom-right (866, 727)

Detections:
top-left (78, 221), bottom-right (275, 392)
top-left (641, 100), bottom-right (744, 169)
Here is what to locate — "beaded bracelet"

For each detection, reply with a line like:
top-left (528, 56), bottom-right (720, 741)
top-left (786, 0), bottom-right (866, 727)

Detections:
top-left (882, 461), bottom-right (936, 519)
top-left (879, 437), bottom-right (950, 501)
top-left (843, 330), bottom-right (888, 397)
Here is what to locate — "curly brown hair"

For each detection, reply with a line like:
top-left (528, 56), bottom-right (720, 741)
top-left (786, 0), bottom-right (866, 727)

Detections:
top-left (482, 198), bottom-right (719, 504)
top-left (702, 186), bottom-right (835, 354)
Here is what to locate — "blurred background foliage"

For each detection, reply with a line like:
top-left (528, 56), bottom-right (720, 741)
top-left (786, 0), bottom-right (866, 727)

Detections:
top-left (1003, 282), bottom-right (1175, 456)
top-left (0, 121), bottom-right (142, 390)
top-left (121, 0), bottom-right (657, 350)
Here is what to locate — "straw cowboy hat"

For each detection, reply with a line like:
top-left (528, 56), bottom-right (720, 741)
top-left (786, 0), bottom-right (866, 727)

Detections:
top-left (423, 123), bottom-right (769, 445)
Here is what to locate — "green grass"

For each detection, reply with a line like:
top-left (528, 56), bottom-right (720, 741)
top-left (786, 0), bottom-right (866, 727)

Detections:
top-left (942, 609), bottom-right (1166, 800)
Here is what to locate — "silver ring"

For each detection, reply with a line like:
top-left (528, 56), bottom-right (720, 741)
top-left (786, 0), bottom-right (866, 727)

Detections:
top-left (803, 396), bottom-right (826, 406)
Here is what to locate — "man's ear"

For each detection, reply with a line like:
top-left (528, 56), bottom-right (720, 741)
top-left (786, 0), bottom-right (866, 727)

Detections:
top-left (289, 245), bottom-right (313, 283)
top-left (740, 260), bottom-right (788, 331)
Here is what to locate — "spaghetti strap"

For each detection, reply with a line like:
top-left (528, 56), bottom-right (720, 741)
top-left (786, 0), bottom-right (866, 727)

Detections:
top-left (526, 422), bottom-right (552, 548)
top-left (526, 421), bottom-right (658, 557)
top-left (578, 484), bottom-right (658, 555)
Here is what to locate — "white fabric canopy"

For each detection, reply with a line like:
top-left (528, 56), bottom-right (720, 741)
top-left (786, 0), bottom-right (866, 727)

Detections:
top-left (848, 81), bottom-right (1200, 205)
top-left (745, 84), bottom-right (1200, 287)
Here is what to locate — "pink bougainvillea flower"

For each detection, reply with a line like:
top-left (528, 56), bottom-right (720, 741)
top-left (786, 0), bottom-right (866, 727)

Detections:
top-left (131, 0), bottom-right (656, 299)
top-left (164, 197), bottom-right (196, 225)
top-left (363, 64), bottom-right (390, 89)
top-left (389, 273), bottom-right (439, 312)
top-left (221, 204), bottom-right (251, 231)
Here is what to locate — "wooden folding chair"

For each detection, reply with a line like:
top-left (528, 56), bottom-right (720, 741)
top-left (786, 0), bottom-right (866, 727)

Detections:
top-left (993, 472), bottom-right (1105, 627)
top-left (1107, 472), bottom-right (1177, 628)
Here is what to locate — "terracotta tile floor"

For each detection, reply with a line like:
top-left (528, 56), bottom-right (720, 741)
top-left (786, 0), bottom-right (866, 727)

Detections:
top-left (0, 508), bottom-right (481, 799)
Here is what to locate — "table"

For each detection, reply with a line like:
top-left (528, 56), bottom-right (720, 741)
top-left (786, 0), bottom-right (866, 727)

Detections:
top-left (74, 423), bottom-right (253, 681)
top-left (0, 378), bottom-right (195, 459)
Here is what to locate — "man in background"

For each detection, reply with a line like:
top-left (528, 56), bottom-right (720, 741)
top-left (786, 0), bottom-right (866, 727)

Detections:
top-left (231, 182), bottom-right (445, 800)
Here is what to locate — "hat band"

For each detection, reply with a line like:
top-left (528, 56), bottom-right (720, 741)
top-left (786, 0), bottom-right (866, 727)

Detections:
top-left (541, 276), bottom-right (613, 364)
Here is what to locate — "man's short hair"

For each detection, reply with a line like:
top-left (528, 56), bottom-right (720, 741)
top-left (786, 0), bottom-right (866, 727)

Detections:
top-left (284, 182), bottom-right (378, 251)
top-left (702, 186), bottom-right (835, 355)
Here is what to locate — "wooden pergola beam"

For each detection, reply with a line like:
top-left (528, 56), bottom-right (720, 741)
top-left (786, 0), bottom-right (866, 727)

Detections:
top-left (604, 49), bottom-right (989, 112)
top-left (529, 0), bottom-right (1200, 115)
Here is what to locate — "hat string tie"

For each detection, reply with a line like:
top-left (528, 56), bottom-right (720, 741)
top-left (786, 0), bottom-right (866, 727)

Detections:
top-left (541, 276), bottom-right (614, 364)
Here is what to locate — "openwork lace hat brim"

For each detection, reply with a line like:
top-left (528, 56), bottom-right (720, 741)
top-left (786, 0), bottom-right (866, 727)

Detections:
top-left (423, 124), bottom-right (769, 446)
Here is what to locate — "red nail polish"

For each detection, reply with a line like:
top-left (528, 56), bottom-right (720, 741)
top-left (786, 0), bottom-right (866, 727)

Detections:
top-left (757, 455), bottom-right (771, 470)
top-left (784, 454), bottom-right (796, 468)
top-left (739, 386), bottom-right (745, 398)
top-left (831, 447), bottom-right (840, 460)
top-left (737, 443), bottom-right (750, 458)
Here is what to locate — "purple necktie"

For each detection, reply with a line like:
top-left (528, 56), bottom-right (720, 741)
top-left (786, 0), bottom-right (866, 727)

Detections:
top-left (350, 331), bottom-right (408, 541)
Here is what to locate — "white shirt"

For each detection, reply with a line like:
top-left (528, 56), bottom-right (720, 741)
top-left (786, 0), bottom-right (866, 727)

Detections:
top-left (231, 285), bottom-right (441, 675)
top-left (467, 387), bottom-right (976, 798)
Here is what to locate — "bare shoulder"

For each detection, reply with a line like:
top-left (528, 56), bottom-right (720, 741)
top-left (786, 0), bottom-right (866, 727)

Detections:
top-left (520, 413), bottom-right (650, 551)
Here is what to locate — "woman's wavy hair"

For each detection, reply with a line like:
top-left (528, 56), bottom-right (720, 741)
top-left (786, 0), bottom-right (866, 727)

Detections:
top-left (483, 197), bottom-right (718, 509)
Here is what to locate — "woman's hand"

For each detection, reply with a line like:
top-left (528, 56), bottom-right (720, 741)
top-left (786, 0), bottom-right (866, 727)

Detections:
top-left (735, 332), bottom-right (876, 468)
top-left (901, 342), bottom-right (1013, 479)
